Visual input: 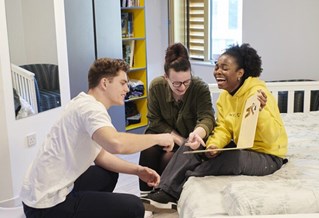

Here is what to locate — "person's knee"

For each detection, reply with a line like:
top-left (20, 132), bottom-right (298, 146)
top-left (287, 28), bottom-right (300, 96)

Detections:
top-left (99, 169), bottom-right (119, 192)
top-left (124, 195), bottom-right (144, 218)
top-left (109, 171), bottom-right (119, 186)
top-left (218, 151), bottom-right (243, 175)
top-left (160, 151), bottom-right (175, 173)
top-left (139, 145), bottom-right (161, 164)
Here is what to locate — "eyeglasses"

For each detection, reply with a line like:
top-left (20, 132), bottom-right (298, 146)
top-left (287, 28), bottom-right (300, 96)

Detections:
top-left (169, 78), bottom-right (192, 88)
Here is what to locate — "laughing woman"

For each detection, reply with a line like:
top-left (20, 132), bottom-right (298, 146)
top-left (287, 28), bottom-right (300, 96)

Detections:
top-left (142, 43), bottom-right (288, 212)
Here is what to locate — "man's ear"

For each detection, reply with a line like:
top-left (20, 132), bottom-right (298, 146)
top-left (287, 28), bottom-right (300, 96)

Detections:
top-left (101, 77), bottom-right (108, 89)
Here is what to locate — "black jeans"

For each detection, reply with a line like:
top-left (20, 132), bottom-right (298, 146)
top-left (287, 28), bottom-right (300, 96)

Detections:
top-left (23, 166), bottom-right (144, 218)
top-left (139, 144), bottom-right (179, 191)
top-left (159, 142), bottom-right (286, 200)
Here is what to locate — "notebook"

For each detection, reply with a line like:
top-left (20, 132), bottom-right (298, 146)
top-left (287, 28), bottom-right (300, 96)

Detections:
top-left (184, 93), bottom-right (260, 154)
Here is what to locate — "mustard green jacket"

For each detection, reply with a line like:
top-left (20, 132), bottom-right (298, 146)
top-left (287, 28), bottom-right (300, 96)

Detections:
top-left (206, 77), bottom-right (288, 158)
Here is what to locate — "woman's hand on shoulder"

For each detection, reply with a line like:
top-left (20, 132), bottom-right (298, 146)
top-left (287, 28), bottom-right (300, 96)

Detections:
top-left (257, 89), bottom-right (267, 111)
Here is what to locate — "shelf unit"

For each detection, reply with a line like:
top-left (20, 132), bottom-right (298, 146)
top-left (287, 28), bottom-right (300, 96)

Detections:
top-left (121, 0), bottom-right (148, 131)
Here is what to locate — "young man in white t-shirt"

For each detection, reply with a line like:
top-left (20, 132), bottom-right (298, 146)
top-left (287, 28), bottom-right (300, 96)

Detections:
top-left (20, 58), bottom-right (174, 218)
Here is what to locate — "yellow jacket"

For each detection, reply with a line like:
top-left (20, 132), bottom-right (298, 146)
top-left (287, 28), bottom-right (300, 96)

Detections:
top-left (206, 77), bottom-right (288, 158)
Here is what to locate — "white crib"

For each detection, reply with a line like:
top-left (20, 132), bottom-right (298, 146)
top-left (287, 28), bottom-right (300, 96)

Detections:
top-left (209, 80), bottom-right (319, 113)
top-left (11, 64), bottom-right (38, 114)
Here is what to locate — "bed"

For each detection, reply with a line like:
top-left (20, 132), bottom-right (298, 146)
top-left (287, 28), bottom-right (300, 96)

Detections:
top-left (178, 80), bottom-right (319, 218)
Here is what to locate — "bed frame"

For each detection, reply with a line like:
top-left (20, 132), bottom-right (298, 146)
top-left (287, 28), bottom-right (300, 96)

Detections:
top-left (11, 64), bottom-right (38, 113)
top-left (209, 80), bottom-right (319, 113)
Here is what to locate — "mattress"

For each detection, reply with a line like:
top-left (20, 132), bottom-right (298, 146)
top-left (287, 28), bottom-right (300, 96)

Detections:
top-left (178, 111), bottom-right (319, 218)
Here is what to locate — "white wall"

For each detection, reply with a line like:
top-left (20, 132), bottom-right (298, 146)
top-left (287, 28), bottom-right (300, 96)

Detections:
top-left (0, 0), bottom-right (70, 200)
top-left (6, 0), bottom-right (58, 66)
top-left (4, 0), bottom-right (26, 65)
top-left (145, 0), bottom-right (169, 83)
top-left (189, 0), bottom-right (319, 83)
top-left (243, 0), bottom-right (319, 82)
top-left (0, 0), bottom-right (14, 199)
top-left (22, 0), bottom-right (58, 64)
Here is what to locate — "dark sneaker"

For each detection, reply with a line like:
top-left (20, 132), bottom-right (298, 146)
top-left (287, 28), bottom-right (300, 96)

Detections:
top-left (141, 189), bottom-right (177, 213)
top-left (140, 190), bottom-right (152, 198)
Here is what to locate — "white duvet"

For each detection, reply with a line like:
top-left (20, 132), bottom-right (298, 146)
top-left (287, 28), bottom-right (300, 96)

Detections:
top-left (178, 111), bottom-right (319, 217)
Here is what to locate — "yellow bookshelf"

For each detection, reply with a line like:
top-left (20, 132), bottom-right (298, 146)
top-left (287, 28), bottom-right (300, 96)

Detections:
top-left (121, 0), bottom-right (148, 131)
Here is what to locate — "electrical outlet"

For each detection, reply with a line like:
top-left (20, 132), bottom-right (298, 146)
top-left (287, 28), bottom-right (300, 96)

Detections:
top-left (26, 133), bottom-right (37, 147)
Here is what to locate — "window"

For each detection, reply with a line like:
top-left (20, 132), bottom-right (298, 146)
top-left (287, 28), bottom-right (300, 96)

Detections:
top-left (169, 0), bottom-right (242, 62)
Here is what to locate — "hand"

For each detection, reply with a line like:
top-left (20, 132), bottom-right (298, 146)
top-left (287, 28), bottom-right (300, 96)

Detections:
top-left (170, 130), bottom-right (186, 146)
top-left (158, 133), bottom-right (174, 152)
top-left (257, 89), bottom-right (267, 111)
top-left (184, 132), bottom-right (205, 150)
top-left (137, 166), bottom-right (160, 187)
top-left (205, 145), bottom-right (220, 158)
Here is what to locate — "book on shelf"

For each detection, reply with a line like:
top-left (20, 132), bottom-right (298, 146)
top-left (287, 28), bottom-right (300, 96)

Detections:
top-left (127, 12), bottom-right (133, 37)
top-left (121, 0), bottom-right (126, 7)
top-left (122, 40), bottom-right (135, 67)
top-left (121, 13), bottom-right (128, 37)
top-left (121, 0), bottom-right (140, 7)
top-left (121, 12), bottom-right (133, 38)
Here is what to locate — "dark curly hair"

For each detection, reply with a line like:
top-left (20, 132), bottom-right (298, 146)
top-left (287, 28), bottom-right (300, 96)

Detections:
top-left (164, 43), bottom-right (191, 75)
top-left (88, 58), bottom-right (129, 89)
top-left (223, 43), bottom-right (262, 80)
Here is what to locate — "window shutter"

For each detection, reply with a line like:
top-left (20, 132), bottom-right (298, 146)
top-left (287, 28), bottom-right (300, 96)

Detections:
top-left (168, 0), bottom-right (187, 44)
top-left (188, 0), bottom-right (208, 60)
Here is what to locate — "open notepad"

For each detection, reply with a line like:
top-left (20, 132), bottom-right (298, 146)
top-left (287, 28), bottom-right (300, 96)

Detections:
top-left (184, 93), bottom-right (261, 154)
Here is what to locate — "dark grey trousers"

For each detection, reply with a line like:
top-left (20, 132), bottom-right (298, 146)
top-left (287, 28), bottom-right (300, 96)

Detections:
top-left (159, 142), bottom-right (285, 200)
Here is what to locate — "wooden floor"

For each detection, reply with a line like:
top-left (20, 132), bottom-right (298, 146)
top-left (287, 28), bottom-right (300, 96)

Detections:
top-left (114, 153), bottom-right (178, 218)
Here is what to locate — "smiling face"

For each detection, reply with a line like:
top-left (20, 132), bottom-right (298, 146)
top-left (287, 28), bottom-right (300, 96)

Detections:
top-left (214, 54), bottom-right (244, 93)
top-left (165, 68), bottom-right (192, 99)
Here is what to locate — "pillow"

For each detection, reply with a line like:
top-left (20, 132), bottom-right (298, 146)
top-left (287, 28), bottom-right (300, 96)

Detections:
top-left (16, 97), bottom-right (35, 119)
top-left (222, 179), bottom-right (319, 216)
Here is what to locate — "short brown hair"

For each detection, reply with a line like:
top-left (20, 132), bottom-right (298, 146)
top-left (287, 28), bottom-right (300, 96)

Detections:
top-left (88, 58), bottom-right (129, 89)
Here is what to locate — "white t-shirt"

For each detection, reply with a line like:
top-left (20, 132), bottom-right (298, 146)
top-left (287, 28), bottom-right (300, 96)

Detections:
top-left (20, 92), bottom-right (114, 208)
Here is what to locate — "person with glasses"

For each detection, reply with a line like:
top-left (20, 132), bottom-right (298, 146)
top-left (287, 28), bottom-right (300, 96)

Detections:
top-left (138, 43), bottom-right (215, 198)
top-left (142, 43), bottom-right (288, 213)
